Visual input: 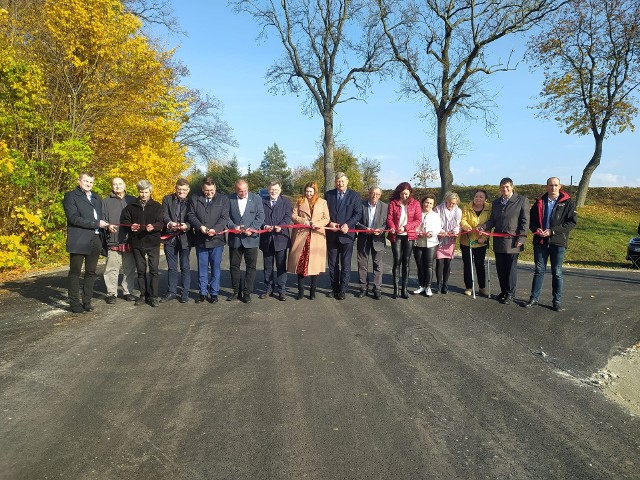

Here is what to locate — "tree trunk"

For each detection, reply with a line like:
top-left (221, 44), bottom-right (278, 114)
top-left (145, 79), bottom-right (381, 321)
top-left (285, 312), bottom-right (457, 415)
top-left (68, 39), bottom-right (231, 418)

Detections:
top-left (322, 113), bottom-right (335, 193)
top-left (575, 134), bottom-right (604, 208)
top-left (436, 113), bottom-right (453, 201)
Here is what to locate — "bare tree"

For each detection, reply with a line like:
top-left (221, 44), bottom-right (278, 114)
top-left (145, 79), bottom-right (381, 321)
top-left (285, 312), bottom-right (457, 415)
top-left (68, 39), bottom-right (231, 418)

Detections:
top-left (360, 156), bottom-right (381, 189)
top-left (527, 0), bottom-right (640, 207)
top-left (176, 88), bottom-right (238, 166)
top-left (230, 0), bottom-right (389, 191)
top-left (123, 0), bottom-right (183, 34)
top-left (376, 0), bottom-right (564, 195)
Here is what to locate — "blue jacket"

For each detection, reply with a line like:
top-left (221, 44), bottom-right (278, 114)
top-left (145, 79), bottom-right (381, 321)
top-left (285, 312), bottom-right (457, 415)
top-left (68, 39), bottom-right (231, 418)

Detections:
top-left (227, 192), bottom-right (265, 249)
top-left (259, 196), bottom-right (292, 253)
top-left (325, 188), bottom-right (362, 244)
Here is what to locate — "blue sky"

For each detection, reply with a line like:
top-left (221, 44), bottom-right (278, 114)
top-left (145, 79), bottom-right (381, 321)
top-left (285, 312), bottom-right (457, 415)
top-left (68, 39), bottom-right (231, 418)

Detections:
top-left (157, 2), bottom-right (638, 189)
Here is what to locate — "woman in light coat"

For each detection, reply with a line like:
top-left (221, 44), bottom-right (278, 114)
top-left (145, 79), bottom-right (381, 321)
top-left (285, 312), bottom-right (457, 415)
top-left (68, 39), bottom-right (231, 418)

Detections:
top-left (434, 191), bottom-right (462, 294)
top-left (287, 182), bottom-right (330, 299)
top-left (460, 189), bottom-right (492, 296)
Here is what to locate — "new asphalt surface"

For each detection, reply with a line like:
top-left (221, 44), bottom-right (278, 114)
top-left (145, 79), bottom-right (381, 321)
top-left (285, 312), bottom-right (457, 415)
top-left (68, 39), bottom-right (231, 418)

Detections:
top-left (1, 252), bottom-right (639, 479)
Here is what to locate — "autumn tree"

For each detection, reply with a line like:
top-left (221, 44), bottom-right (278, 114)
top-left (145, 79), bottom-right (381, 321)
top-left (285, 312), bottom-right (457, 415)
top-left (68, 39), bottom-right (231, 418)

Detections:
top-left (360, 157), bottom-right (381, 189)
top-left (231, 0), bottom-right (389, 192)
top-left (312, 145), bottom-right (363, 192)
top-left (411, 155), bottom-right (439, 189)
top-left (375, 0), bottom-right (564, 196)
top-left (527, 0), bottom-right (640, 207)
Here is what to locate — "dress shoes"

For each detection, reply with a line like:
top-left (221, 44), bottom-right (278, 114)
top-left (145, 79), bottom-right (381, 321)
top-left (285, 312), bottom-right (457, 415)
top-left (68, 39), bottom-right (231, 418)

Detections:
top-left (196, 294), bottom-right (206, 303)
top-left (149, 297), bottom-right (160, 308)
top-left (71, 306), bottom-right (85, 314)
top-left (243, 293), bottom-right (252, 304)
top-left (161, 293), bottom-right (177, 303)
top-left (552, 302), bottom-right (561, 311)
top-left (500, 295), bottom-right (513, 305)
top-left (356, 289), bottom-right (367, 298)
top-left (373, 290), bottom-right (381, 300)
top-left (106, 295), bottom-right (117, 305)
top-left (277, 292), bottom-right (286, 301)
top-left (524, 298), bottom-right (538, 308)
top-left (227, 293), bottom-right (239, 302)
top-left (210, 295), bottom-right (218, 303)
top-left (259, 291), bottom-right (272, 299)
top-left (179, 295), bottom-right (189, 303)
top-left (134, 296), bottom-right (146, 306)
top-left (123, 294), bottom-right (138, 302)
top-left (336, 291), bottom-right (346, 300)
top-left (83, 303), bottom-right (94, 312)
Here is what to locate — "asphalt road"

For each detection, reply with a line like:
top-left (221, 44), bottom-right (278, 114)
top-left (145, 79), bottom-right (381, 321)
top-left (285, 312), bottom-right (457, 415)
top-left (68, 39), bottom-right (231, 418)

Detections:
top-left (1, 252), bottom-right (639, 479)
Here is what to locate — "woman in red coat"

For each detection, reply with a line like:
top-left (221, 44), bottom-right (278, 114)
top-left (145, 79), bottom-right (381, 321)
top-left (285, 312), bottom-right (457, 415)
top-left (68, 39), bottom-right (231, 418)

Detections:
top-left (386, 182), bottom-right (422, 299)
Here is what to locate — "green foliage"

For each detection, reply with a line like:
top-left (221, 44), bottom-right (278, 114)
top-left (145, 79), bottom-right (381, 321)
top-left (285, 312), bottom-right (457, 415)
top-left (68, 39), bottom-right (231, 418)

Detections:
top-left (258, 143), bottom-right (292, 194)
top-left (313, 145), bottom-right (363, 192)
top-left (205, 157), bottom-right (242, 195)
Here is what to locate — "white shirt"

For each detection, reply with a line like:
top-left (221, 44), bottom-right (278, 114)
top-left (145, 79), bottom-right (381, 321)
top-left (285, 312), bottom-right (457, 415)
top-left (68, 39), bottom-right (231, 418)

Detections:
top-left (238, 196), bottom-right (248, 217)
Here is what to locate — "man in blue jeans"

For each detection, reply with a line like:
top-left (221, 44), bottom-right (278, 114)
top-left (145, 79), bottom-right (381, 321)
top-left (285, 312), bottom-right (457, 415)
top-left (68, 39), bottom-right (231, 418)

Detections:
top-left (525, 177), bottom-right (577, 311)
top-left (186, 178), bottom-right (229, 304)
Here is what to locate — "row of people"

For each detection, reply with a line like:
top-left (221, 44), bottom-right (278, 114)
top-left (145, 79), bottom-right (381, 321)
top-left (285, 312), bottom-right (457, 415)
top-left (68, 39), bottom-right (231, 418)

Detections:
top-left (63, 173), bottom-right (576, 312)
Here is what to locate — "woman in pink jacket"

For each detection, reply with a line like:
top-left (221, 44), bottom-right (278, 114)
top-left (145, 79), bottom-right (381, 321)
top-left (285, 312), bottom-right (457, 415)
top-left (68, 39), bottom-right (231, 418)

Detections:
top-left (386, 182), bottom-right (422, 299)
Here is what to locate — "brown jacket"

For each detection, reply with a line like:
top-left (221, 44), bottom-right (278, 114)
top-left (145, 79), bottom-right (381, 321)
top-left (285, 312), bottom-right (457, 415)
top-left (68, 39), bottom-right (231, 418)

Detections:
top-left (287, 198), bottom-right (330, 276)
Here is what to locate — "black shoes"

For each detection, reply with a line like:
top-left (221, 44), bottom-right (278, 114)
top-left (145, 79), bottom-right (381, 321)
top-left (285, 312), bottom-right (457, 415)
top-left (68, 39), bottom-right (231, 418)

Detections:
top-left (277, 292), bottom-right (286, 301)
top-left (134, 297), bottom-right (146, 306)
top-left (552, 302), bottom-right (561, 311)
top-left (123, 294), bottom-right (137, 302)
top-left (227, 293), bottom-right (239, 302)
top-left (179, 295), bottom-right (189, 303)
top-left (244, 293), bottom-right (252, 303)
top-left (356, 289), bottom-right (367, 298)
top-left (500, 295), bottom-right (513, 305)
top-left (161, 293), bottom-right (177, 303)
top-left (440, 284), bottom-right (448, 294)
top-left (196, 294), bottom-right (206, 303)
top-left (373, 290), bottom-right (381, 300)
top-left (83, 303), bottom-right (94, 312)
top-left (105, 295), bottom-right (116, 305)
top-left (210, 295), bottom-right (218, 303)
top-left (524, 298), bottom-right (538, 308)
top-left (336, 291), bottom-right (346, 300)
top-left (149, 297), bottom-right (160, 308)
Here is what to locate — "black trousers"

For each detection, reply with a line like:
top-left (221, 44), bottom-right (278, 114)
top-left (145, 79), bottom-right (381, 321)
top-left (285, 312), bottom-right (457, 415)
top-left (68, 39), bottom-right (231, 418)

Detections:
top-left (460, 244), bottom-right (487, 289)
top-left (495, 252), bottom-right (519, 297)
top-left (262, 246), bottom-right (288, 293)
top-left (413, 246), bottom-right (436, 288)
top-left (391, 236), bottom-right (413, 284)
top-left (68, 235), bottom-right (102, 310)
top-left (230, 246), bottom-right (259, 294)
top-left (133, 247), bottom-right (160, 299)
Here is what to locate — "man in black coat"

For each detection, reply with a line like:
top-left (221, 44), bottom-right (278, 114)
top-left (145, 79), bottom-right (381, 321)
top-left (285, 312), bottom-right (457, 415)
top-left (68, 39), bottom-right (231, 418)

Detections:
top-left (161, 178), bottom-right (193, 303)
top-left (325, 172), bottom-right (362, 300)
top-left (525, 177), bottom-right (577, 311)
top-left (480, 177), bottom-right (530, 305)
top-left (259, 181), bottom-right (292, 301)
top-left (63, 173), bottom-right (112, 313)
top-left (120, 179), bottom-right (164, 307)
top-left (186, 177), bottom-right (229, 304)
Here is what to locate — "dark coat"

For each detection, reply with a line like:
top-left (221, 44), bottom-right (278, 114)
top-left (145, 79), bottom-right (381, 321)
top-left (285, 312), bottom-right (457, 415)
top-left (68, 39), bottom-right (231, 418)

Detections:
top-left (325, 188), bottom-right (362, 244)
top-left (356, 200), bottom-right (388, 252)
top-left (530, 191), bottom-right (577, 248)
top-left (102, 193), bottom-right (136, 247)
top-left (227, 192), bottom-right (265, 249)
top-left (481, 192), bottom-right (530, 254)
top-left (186, 193), bottom-right (229, 249)
top-left (63, 187), bottom-right (105, 255)
top-left (162, 193), bottom-right (193, 249)
top-left (259, 196), bottom-right (292, 253)
top-left (120, 198), bottom-right (164, 249)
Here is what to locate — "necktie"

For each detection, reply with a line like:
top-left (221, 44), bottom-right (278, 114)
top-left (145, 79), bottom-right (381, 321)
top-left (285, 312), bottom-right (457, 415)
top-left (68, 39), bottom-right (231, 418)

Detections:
top-left (338, 192), bottom-right (344, 203)
top-left (176, 200), bottom-right (182, 222)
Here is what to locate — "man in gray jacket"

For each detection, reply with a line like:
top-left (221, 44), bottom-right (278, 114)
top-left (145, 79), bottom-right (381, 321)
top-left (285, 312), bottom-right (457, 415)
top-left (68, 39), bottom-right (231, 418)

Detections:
top-left (480, 177), bottom-right (530, 305)
top-left (355, 186), bottom-right (388, 299)
top-left (102, 177), bottom-right (137, 304)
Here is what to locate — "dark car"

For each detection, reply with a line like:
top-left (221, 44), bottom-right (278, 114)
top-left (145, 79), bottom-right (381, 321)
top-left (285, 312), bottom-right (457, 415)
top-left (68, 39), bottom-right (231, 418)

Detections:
top-left (256, 188), bottom-right (270, 201)
top-left (627, 236), bottom-right (640, 268)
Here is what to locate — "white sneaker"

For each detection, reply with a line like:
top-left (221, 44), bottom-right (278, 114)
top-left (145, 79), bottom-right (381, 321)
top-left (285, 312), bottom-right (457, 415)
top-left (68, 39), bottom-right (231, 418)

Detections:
top-left (413, 286), bottom-right (425, 295)
top-left (425, 287), bottom-right (433, 297)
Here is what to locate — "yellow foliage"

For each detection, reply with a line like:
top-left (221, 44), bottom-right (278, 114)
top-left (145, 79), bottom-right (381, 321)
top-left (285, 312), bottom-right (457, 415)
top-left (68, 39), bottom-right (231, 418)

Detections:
top-left (0, 235), bottom-right (31, 271)
top-left (0, 141), bottom-right (13, 175)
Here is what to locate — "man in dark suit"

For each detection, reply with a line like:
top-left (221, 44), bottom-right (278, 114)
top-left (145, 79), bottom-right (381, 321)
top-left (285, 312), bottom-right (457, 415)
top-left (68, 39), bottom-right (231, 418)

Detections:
top-left (355, 186), bottom-right (388, 299)
top-left (161, 178), bottom-right (193, 303)
top-left (63, 173), bottom-right (112, 313)
top-left (227, 179), bottom-right (265, 303)
top-left (186, 177), bottom-right (229, 304)
top-left (480, 177), bottom-right (530, 305)
top-left (325, 172), bottom-right (362, 300)
top-left (259, 181), bottom-right (292, 301)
